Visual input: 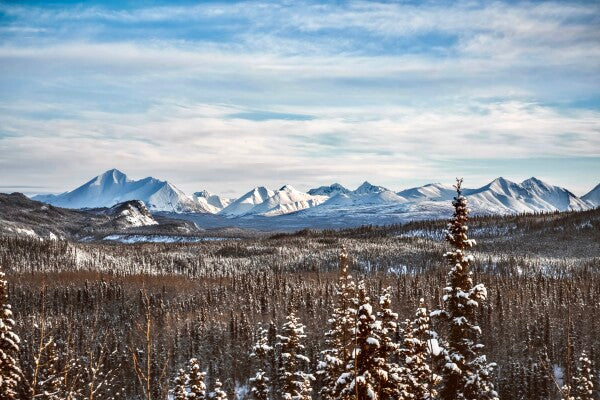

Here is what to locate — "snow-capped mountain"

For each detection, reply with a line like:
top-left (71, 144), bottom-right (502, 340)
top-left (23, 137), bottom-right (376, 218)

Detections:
top-left (582, 183), bottom-right (600, 207)
top-left (243, 185), bottom-right (328, 216)
top-left (219, 186), bottom-right (275, 216)
top-left (28, 170), bottom-right (596, 223)
top-left (308, 183), bottom-right (350, 197)
top-left (352, 181), bottom-right (390, 195)
top-left (324, 189), bottom-right (407, 208)
top-left (193, 190), bottom-right (232, 213)
top-left (32, 169), bottom-right (208, 213)
top-left (464, 177), bottom-right (589, 213)
top-left (398, 183), bottom-right (456, 201)
top-left (296, 177), bottom-right (593, 224)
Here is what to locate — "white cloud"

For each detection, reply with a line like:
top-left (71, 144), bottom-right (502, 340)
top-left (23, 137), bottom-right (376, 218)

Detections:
top-left (1, 100), bottom-right (598, 195)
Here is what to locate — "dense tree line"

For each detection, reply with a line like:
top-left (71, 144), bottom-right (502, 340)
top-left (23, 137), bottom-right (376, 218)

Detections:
top-left (0, 186), bottom-right (598, 398)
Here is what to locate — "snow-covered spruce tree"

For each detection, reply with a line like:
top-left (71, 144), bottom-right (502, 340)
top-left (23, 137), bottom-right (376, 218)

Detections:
top-left (572, 351), bottom-right (595, 400)
top-left (400, 298), bottom-right (440, 400)
top-left (172, 368), bottom-right (188, 400)
top-left (249, 325), bottom-right (272, 400)
top-left (211, 379), bottom-right (228, 399)
top-left (375, 286), bottom-right (404, 398)
top-left (335, 280), bottom-right (381, 400)
top-left (277, 310), bottom-right (314, 400)
top-left (316, 246), bottom-right (357, 400)
top-left (0, 269), bottom-right (21, 399)
top-left (431, 178), bottom-right (498, 400)
top-left (188, 358), bottom-right (207, 400)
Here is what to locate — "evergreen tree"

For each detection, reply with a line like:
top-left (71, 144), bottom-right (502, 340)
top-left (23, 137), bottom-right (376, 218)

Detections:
top-left (210, 379), bottom-right (227, 400)
top-left (573, 351), bottom-right (594, 400)
top-left (431, 178), bottom-right (498, 400)
top-left (173, 368), bottom-right (188, 400)
top-left (375, 286), bottom-right (403, 399)
top-left (317, 246), bottom-right (357, 400)
top-left (212, 379), bottom-right (227, 399)
top-left (400, 298), bottom-right (440, 400)
top-left (0, 269), bottom-right (21, 398)
top-left (277, 310), bottom-right (314, 400)
top-left (249, 370), bottom-right (269, 400)
top-left (250, 325), bottom-right (272, 400)
top-left (188, 358), bottom-right (207, 400)
top-left (335, 280), bottom-right (380, 400)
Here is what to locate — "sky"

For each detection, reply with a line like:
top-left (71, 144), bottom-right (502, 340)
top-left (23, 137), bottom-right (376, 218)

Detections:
top-left (0, 0), bottom-right (599, 197)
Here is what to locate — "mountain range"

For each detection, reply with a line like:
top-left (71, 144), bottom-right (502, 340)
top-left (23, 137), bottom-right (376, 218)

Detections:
top-left (30, 169), bottom-right (599, 223)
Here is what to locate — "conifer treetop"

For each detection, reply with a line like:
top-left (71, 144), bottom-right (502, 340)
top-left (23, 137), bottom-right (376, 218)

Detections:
top-left (433, 178), bottom-right (498, 400)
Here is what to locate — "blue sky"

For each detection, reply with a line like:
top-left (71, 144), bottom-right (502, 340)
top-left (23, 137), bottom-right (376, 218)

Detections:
top-left (0, 0), bottom-right (599, 196)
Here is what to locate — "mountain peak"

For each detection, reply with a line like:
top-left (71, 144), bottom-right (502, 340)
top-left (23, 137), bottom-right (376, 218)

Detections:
top-left (522, 177), bottom-right (552, 190)
top-left (95, 168), bottom-right (129, 185)
top-left (491, 176), bottom-right (511, 184)
top-left (354, 181), bottom-right (387, 194)
top-left (485, 177), bottom-right (518, 191)
top-left (582, 183), bottom-right (600, 206)
top-left (397, 182), bottom-right (456, 201)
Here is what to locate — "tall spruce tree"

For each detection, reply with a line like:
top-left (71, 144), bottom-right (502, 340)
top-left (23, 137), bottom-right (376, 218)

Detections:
top-left (335, 280), bottom-right (381, 400)
top-left (172, 368), bottom-right (188, 400)
top-left (0, 269), bottom-right (21, 399)
top-left (188, 358), bottom-right (207, 400)
top-left (432, 178), bottom-right (498, 400)
top-left (317, 246), bottom-right (357, 400)
top-left (250, 325), bottom-right (272, 400)
top-left (277, 310), bottom-right (313, 400)
top-left (375, 287), bottom-right (403, 399)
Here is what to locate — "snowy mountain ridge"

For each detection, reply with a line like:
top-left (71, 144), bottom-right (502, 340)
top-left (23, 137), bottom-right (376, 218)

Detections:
top-left (582, 183), bottom-right (600, 207)
top-left (32, 169), bottom-right (207, 213)
top-left (30, 169), bottom-right (598, 220)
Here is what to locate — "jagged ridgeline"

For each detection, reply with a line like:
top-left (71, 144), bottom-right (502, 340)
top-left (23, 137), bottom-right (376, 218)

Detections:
top-left (0, 182), bottom-right (599, 399)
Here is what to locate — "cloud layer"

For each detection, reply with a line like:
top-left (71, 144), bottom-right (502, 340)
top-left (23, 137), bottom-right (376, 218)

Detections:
top-left (0, 1), bottom-right (598, 195)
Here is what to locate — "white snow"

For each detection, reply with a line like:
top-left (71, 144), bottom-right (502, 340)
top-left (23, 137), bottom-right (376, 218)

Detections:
top-left (193, 190), bottom-right (232, 212)
top-left (220, 185), bottom-right (327, 217)
top-left (398, 183), bottom-right (456, 201)
top-left (427, 339), bottom-right (442, 356)
top-left (103, 235), bottom-right (234, 243)
top-left (16, 227), bottom-right (37, 237)
top-left (219, 186), bottom-right (275, 216)
top-left (114, 203), bottom-right (158, 227)
top-left (32, 169), bottom-right (215, 213)
top-left (307, 183), bottom-right (350, 197)
top-left (31, 172), bottom-right (594, 221)
top-left (247, 185), bottom-right (327, 216)
top-left (582, 183), bottom-right (600, 207)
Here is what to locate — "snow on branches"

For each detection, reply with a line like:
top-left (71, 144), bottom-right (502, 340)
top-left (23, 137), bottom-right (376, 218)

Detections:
top-left (431, 178), bottom-right (498, 400)
top-left (277, 311), bottom-right (314, 400)
top-left (0, 269), bottom-right (21, 398)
